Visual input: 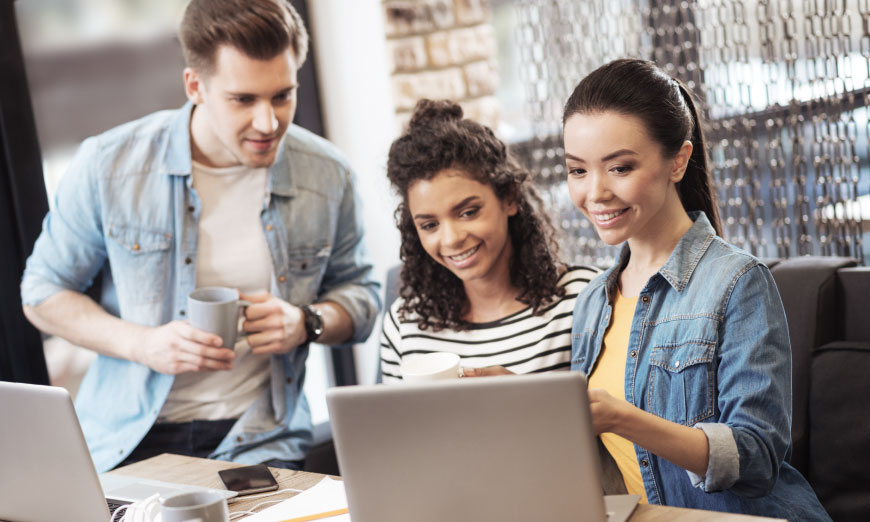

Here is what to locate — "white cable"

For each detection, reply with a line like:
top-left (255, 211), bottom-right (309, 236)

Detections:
top-left (116, 493), bottom-right (163, 522)
top-left (228, 488), bottom-right (305, 518)
top-left (110, 487), bottom-right (304, 521)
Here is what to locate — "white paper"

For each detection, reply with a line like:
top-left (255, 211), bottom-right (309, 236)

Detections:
top-left (235, 477), bottom-right (350, 521)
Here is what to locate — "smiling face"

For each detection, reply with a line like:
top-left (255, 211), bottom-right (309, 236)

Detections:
top-left (185, 45), bottom-right (299, 168)
top-left (563, 111), bottom-right (691, 247)
top-left (407, 168), bottom-right (518, 289)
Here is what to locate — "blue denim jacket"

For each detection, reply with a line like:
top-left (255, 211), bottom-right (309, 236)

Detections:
top-left (571, 213), bottom-right (830, 521)
top-left (21, 103), bottom-right (381, 472)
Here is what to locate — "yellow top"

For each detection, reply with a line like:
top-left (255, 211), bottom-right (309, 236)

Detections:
top-left (588, 289), bottom-right (649, 503)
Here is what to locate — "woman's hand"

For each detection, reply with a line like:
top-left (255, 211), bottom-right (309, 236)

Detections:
top-left (588, 387), bottom-right (633, 434)
top-left (588, 387), bottom-right (710, 476)
top-left (461, 365), bottom-right (515, 377)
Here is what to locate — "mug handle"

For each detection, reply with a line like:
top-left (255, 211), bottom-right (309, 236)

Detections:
top-left (237, 300), bottom-right (253, 339)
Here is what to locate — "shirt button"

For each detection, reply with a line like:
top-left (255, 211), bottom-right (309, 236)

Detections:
top-left (641, 295), bottom-right (650, 303)
top-left (674, 360), bottom-right (681, 368)
top-left (286, 377), bottom-right (293, 384)
top-left (180, 310), bottom-right (186, 316)
top-left (132, 243), bottom-right (140, 251)
top-left (630, 350), bottom-right (638, 358)
top-left (265, 224), bottom-right (274, 231)
top-left (641, 459), bottom-right (649, 467)
top-left (188, 205), bottom-right (195, 212)
top-left (185, 257), bottom-right (192, 264)
top-left (279, 275), bottom-right (286, 282)
top-left (236, 435), bottom-right (243, 443)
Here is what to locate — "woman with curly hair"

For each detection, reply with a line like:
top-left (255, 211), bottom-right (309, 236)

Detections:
top-left (379, 99), bottom-right (599, 382)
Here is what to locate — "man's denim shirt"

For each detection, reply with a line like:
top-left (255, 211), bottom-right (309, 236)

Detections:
top-left (571, 213), bottom-right (830, 520)
top-left (21, 103), bottom-right (381, 472)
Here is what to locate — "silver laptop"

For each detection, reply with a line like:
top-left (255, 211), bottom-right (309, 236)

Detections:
top-left (326, 372), bottom-right (639, 522)
top-left (0, 381), bottom-right (236, 522)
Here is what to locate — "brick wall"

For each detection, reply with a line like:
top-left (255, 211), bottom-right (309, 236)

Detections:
top-left (383, 0), bottom-right (500, 133)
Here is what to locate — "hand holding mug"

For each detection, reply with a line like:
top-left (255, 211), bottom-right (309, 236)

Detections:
top-left (460, 365), bottom-right (515, 378)
top-left (134, 321), bottom-right (234, 375)
top-left (241, 292), bottom-right (307, 355)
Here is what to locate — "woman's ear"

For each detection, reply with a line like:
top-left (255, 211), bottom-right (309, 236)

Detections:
top-left (504, 193), bottom-right (519, 217)
top-left (670, 140), bottom-right (693, 183)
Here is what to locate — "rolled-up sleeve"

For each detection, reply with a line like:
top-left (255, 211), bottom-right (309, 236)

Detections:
top-left (317, 167), bottom-right (381, 342)
top-left (687, 422), bottom-right (740, 491)
top-left (688, 264), bottom-right (792, 497)
top-left (21, 138), bottom-right (107, 307)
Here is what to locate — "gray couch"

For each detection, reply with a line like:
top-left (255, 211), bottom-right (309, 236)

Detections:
top-left (769, 256), bottom-right (870, 522)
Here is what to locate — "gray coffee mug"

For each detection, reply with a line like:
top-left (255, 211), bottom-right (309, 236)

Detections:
top-left (161, 490), bottom-right (229, 522)
top-left (187, 287), bottom-right (252, 349)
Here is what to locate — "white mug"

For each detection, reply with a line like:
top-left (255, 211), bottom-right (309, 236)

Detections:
top-left (400, 352), bottom-right (461, 382)
top-left (160, 490), bottom-right (230, 522)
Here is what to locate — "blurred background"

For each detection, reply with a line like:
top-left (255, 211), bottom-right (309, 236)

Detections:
top-left (8, 0), bottom-right (870, 422)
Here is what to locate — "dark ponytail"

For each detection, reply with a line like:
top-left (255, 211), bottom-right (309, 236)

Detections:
top-left (562, 59), bottom-right (722, 235)
top-left (675, 82), bottom-right (721, 235)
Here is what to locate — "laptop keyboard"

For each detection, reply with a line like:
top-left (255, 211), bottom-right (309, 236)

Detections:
top-left (107, 500), bottom-right (129, 521)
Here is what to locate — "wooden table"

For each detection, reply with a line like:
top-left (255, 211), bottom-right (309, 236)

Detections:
top-left (112, 454), bottom-right (784, 521)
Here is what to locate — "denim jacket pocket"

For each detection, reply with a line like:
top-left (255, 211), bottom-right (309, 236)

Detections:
top-left (285, 245), bottom-right (331, 302)
top-left (106, 225), bottom-right (172, 304)
top-left (647, 320), bottom-right (717, 426)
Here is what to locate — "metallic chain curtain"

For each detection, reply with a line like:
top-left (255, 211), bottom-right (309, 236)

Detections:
top-left (514, 0), bottom-right (869, 266)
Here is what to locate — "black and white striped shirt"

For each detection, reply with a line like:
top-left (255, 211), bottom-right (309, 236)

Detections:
top-left (380, 266), bottom-right (600, 382)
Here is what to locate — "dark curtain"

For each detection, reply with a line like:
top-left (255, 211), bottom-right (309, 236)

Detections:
top-left (0, 1), bottom-right (50, 384)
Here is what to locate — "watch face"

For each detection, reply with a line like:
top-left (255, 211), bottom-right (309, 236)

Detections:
top-left (304, 306), bottom-right (323, 342)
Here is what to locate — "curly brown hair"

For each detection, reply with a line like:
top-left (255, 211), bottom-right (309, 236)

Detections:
top-left (387, 99), bottom-right (565, 331)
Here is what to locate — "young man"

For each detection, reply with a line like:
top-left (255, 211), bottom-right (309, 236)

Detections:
top-left (20, 0), bottom-right (380, 472)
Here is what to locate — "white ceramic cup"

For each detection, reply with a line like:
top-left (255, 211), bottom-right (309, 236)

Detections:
top-left (400, 352), bottom-right (461, 382)
top-left (161, 490), bottom-right (230, 522)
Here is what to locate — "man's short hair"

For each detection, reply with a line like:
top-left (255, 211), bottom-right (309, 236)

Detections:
top-left (179, 0), bottom-right (309, 75)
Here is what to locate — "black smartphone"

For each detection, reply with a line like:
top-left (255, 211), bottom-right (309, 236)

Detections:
top-left (218, 463), bottom-right (279, 495)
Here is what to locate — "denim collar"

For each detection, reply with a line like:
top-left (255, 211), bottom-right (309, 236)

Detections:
top-left (602, 211), bottom-right (716, 299)
top-left (160, 101), bottom-right (296, 198)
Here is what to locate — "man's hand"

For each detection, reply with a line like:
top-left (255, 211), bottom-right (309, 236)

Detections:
top-left (241, 292), bottom-right (306, 355)
top-left (134, 320), bottom-right (235, 374)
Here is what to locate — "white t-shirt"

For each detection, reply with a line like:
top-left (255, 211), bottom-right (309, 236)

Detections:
top-left (380, 266), bottom-right (600, 382)
top-left (159, 161), bottom-right (273, 422)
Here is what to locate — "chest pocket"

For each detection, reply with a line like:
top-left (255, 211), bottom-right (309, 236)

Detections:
top-left (646, 317), bottom-right (717, 426)
top-left (284, 245), bottom-right (331, 303)
top-left (106, 225), bottom-right (172, 304)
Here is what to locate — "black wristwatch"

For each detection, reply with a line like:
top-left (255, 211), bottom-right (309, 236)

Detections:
top-left (301, 305), bottom-right (324, 344)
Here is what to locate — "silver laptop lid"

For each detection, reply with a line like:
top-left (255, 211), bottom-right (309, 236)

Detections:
top-left (0, 381), bottom-right (111, 522)
top-left (327, 372), bottom-right (607, 522)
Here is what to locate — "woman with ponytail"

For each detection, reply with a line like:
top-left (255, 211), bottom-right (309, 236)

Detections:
top-left (563, 59), bottom-right (830, 520)
top-left (379, 99), bottom-right (598, 382)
